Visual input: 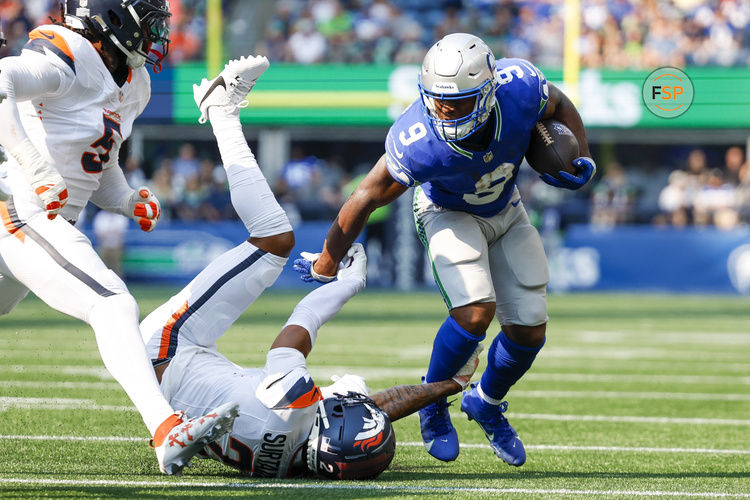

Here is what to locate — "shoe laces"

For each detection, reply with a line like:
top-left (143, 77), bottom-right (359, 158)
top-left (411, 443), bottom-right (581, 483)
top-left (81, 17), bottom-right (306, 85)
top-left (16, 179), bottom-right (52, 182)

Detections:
top-left (488, 401), bottom-right (518, 441)
top-left (422, 399), bottom-right (453, 435)
top-left (227, 76), bottom-right (254, 109)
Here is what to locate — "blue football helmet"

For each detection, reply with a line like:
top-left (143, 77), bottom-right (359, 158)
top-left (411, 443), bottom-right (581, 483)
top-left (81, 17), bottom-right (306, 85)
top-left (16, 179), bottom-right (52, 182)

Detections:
top-left (418, 33), bottom-right (497, 142)
top-left (307, 392), bottom-right (396, 480)
top-left (64, 0), bottom-right (171, 68)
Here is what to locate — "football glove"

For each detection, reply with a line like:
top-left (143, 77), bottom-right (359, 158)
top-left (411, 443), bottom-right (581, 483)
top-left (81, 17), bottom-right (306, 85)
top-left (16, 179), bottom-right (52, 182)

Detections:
top-left (320, 374), bottom-right (370, 399)
top-left (294, 243), bottom-right (367, 284)
top-left (540, 156), bottom-right (596, 190)
top-left (123, 187), bottom-right (161, 232)
top-left (10, 138), bottom-right (68, 220)
top-left (452, 344), bottom-right (484, 390)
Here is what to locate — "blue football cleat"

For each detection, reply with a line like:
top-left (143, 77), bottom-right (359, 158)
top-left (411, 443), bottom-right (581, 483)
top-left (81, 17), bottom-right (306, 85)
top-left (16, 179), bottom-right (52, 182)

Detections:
top-left (461, 384), bottom-right (526, 466)
top-left (418, 378), bottom-right (459, 462)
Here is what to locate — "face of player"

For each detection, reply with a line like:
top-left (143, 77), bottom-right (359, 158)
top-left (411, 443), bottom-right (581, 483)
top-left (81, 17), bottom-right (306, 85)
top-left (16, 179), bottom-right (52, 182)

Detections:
top-left (433, 96), bottom-right (476, 121)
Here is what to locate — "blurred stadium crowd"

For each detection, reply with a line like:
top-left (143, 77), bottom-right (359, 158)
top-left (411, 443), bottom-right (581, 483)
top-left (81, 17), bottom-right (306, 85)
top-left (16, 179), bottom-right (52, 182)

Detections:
top-left (2, 0), bottom-right (749, 232)
top-left (3, 0), bottom-right (749, 67)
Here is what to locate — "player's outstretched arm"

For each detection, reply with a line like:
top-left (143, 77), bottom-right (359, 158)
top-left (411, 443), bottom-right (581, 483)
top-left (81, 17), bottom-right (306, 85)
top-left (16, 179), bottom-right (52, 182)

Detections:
top-left (370, 345), bottom-right (483, 422)
top-left (305, 155), bottom-right (407, 281)
top-left (540, 84), bottom-right (596, 190)
top-left (272, 244), bottom-right (367, 356)
top-left (0, 54), bottom-right (70, 219)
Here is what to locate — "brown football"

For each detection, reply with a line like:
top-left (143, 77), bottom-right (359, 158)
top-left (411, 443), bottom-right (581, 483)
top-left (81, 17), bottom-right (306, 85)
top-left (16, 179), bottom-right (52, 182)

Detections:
top-left (525, 119), bottom-right (579, 178)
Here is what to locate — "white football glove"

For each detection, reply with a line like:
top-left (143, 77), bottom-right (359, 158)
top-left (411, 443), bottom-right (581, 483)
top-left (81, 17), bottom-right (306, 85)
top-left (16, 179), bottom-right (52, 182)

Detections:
top-left (123, 187), bottom-right (161, 232)
top-left (452, 344), bottom-right (484, 390)
top-left (320, 373), bottom-right (370, 399)
top-left (296, 243), bottom-right (367, 286)
top-left (10, 139), bottom-right (67, 220)
top-left (336, 243), bottom-right (367, 287)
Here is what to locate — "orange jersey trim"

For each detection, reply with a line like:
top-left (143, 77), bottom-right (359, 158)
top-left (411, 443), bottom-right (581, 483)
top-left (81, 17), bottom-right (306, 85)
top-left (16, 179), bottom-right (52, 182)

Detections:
top-left (285, 385), bottom-right (323, 409)
top-left (158, 300), bottom-right (190, 360)
top-left (0, 201), bottom-right (26, 242)
top-left (28, 29), bottom-right (75, 65)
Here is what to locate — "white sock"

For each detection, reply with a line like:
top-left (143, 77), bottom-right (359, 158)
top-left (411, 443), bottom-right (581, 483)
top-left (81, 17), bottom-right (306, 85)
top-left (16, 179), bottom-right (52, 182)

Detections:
top-left (208, 107), bottom-right (291, 237)
top-left (88, 293), bottom-right (174, 435)
top-left (283, 278), bottom-right (362, 347)
top-left (477, 381), bottom-right (502, 406)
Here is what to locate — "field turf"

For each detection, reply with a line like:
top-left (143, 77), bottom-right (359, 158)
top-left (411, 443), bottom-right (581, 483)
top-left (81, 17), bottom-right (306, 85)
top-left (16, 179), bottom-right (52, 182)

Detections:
top-left (0, 288), bottom-right (748, 498)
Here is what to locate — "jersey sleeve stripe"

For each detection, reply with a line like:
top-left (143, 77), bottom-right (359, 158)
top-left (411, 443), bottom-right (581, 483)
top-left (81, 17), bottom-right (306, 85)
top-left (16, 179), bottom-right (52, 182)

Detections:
top-left (26, 29), bottom-right (76, 74)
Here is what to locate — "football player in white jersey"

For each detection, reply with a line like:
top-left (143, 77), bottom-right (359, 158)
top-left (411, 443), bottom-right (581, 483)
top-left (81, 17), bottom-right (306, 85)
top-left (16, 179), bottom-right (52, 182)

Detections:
top-left (140, 56), bottom-right (481, 479)
top-left (0, 1), bottom-right (238, 475)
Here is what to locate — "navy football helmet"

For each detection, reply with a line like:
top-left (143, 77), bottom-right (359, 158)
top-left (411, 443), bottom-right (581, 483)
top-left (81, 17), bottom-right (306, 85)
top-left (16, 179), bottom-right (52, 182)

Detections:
top-left (307, 392), bottom-right (396, 480)
top-left (63, 0), bottom-right (171, 68)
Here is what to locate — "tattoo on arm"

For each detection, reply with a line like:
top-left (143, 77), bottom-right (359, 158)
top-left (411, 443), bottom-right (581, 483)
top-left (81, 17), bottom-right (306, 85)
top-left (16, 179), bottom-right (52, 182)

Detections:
top-left (370, 379), bottom-right (461, 422)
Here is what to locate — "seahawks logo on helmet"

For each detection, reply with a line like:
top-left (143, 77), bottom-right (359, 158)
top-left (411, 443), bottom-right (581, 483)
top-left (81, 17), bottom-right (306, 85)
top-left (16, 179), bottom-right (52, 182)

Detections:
top-left (64, 0), bottom-right (171, 69)
top-left (307, 392), bottom-right (396, 480)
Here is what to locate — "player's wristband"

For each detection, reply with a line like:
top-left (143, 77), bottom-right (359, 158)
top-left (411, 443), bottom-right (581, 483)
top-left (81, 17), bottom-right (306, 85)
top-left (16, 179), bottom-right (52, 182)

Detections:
top-left (310, 264), bottom-right (336, 283)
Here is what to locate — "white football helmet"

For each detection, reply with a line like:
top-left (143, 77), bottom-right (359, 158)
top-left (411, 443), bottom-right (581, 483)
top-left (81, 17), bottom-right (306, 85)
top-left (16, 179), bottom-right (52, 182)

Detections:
top-left (418, 33), bottom-right (497, 142)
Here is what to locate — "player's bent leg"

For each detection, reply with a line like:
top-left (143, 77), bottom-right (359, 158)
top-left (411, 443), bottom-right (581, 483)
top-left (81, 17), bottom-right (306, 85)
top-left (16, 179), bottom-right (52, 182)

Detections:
top-left (462, 205), bottom-right (549, 465)
top-left (461, 324), bottom-right (545, 467)
top-left (414, 189), bottom-right (497, 461)
top-left (249, 230), bottom-right (294, 258)
top-left (142, 240), bottom-right (287, 358)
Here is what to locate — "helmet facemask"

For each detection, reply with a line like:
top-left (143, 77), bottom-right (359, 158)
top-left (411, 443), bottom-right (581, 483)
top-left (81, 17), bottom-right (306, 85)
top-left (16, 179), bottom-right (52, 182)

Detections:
top-left (419, 77), bottom-right (496, 142)
top-left (65, 0), bottom-right (171, 69)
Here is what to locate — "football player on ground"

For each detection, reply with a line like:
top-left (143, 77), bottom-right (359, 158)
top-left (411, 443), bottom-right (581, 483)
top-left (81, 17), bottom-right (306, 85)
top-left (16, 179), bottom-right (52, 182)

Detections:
top-left (139, 56), bottom-right (481, 479)
top-left (295, 33), bottom-right (595, 466)
top-left (0, 1), bottom-right (238, 475)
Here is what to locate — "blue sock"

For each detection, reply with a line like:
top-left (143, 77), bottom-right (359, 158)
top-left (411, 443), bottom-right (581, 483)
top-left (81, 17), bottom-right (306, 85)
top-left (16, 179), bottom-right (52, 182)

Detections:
top-left (425, 316), bottom-right (485, 384)
top-left (479, 331), bottom-right (544, 401)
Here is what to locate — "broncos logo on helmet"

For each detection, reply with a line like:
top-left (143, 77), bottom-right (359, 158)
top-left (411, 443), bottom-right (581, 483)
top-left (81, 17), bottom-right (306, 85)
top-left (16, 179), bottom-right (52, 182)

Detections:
top-left (63, 0), bottom-right (171, 69)
top-left (307, 392), bottom-right (396, 480)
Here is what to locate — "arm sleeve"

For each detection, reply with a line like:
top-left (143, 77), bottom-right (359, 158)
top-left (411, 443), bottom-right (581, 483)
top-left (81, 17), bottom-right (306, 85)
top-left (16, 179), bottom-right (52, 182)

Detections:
top-left (282, 278), bottom-right (363, 348)
top-left (89, 154), bottom-right (134, 215)
top-left (0, 52), bottom-right (69, 152)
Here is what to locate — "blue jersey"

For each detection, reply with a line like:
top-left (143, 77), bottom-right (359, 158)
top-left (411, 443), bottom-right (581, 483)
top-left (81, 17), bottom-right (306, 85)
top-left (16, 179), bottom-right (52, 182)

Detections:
top-left (385, 58), bottom-right (549, 217)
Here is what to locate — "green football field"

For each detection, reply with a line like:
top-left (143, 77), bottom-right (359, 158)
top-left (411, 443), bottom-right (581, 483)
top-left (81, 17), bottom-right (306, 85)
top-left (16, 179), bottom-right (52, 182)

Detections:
top-left (0, 288), bottom-right (748, 499)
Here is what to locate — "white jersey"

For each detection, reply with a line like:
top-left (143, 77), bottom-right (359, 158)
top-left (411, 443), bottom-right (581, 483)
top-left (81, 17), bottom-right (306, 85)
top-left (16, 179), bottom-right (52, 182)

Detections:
top-left (159, 345), bottom-right (320, 478)
top-left (3, 24), bottom-right (149, 220)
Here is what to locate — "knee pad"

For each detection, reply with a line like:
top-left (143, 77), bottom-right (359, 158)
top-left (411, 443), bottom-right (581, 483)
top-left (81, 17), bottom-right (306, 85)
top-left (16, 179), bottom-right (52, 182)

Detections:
top-left (517, 292), bottom-right (548, 327)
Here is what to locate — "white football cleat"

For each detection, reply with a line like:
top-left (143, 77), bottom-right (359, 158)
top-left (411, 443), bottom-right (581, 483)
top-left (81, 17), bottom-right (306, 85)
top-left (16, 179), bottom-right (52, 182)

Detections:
top-left (152, 401), bottom-right (239, 476)
top-left (193, 55), bottom-right (270, 124)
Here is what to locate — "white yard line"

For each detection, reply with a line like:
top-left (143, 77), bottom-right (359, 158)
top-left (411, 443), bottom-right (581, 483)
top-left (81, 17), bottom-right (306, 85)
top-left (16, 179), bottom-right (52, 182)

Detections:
top-left (0, 478), bottom-right (747, 497)
top-left (1, 435), bottom-right (747, 456)
top-left (509, 390), bottom-right (750, 401)
top-left (525, 372), bottom-right (750, 385)
top-left (2, 397), bottom-right (749, 424)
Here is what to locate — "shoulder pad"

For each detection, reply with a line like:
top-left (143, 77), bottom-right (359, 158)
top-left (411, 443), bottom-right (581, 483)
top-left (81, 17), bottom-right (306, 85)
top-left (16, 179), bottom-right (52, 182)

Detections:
top-left (256, 367), bottom-right (322, 410)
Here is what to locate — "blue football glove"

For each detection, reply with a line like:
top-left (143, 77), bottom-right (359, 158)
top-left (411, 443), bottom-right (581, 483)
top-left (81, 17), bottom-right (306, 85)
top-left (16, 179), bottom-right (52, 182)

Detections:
top-left (540, 156), bottom-right (596, 190)
top-left (293, 251), bottom-right (335, 283)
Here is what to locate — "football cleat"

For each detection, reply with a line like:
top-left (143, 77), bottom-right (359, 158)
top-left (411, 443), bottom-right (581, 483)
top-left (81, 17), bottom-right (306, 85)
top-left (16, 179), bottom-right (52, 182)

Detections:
top-left (461, 384), bottom-right (526, 466)
top-left (418, 378), bottom-right (459, 462)
top-left (152, 401), bottom-right (239, 475)
top-left (193, 55), bottom-right (270, 124)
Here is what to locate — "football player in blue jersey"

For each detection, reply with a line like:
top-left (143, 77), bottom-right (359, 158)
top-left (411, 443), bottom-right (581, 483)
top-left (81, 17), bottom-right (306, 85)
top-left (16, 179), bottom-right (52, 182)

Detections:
top-left (295, 33), bottom-right (595, 466)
